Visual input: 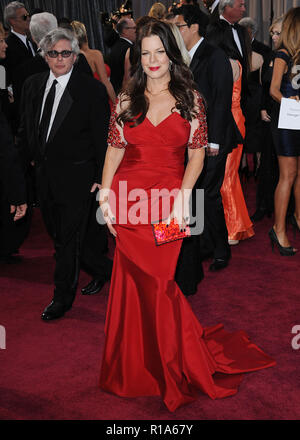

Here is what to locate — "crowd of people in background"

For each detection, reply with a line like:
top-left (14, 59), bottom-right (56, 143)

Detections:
top-left (0, 0), bottom-right (300, 305)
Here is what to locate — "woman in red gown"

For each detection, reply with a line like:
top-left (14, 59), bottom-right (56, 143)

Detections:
top-left (99, 19), bottom-right (275, 412)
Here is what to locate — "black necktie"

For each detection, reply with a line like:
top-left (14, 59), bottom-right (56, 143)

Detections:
top-left (39, 79), bottom-right (58, 146)
top-left (25, 37), bottom-right (33, 57)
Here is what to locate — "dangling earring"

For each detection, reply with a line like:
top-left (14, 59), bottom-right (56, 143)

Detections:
top-left (169, 60), bottom-right (174, 71)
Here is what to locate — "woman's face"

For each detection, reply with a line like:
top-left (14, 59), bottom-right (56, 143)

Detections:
top-left (271, 22), bottom-right (282, 49)
top-left (0, 33), bottom-right (8, 59)
top-left (141, 34), bottom-right (170, 81)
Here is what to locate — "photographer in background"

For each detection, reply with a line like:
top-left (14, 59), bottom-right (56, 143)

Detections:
top-left (102, 1), bottom-right (133, 49)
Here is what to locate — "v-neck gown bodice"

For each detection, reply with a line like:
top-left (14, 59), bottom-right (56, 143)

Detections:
top-left (99, 96), bottom-right (275, 412)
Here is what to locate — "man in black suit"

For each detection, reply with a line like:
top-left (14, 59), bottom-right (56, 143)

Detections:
top-left (18, 28), bottom-right (112, 320)
top-left (3, 2), bottom-right (37, 115)
top-left (0, 108), bottom-right (27, 221)
top-left (0, 28), bottom-right (27, 262)
top-left (206, 0), bottom-right (249, 111)
top-left (0, 111), bottom-right (27, 263)
top-left (107, 17), bottom-right (136, 94)
top-left (202, 0), bottom-right (220, 23)
top-left (16, 12), bottom-right (93, 211)
top-left (0, 107), bottom-right (27, 259)
top-left (174, 5), bottom-right (242, 293)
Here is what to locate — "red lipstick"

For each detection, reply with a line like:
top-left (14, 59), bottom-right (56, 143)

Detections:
top-left (149, 67), bottom-right (160, 71)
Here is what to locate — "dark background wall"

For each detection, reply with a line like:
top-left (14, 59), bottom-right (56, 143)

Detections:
top-left (1, 0), bottom-right (299, 52)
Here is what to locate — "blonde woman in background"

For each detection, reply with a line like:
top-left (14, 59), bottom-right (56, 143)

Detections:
top-left (269, 15), bottom-right (284, 50)
top-left (71, 20), bottom-right (116, 104)
top-left (167, 22), bottom-right (191, 66)
top-left (148, 2), bottom-right (166, 20)
top-left (269, 7), bottom-right (300, 256)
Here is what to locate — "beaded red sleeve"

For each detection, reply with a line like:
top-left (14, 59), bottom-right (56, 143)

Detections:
top-left (187, 90), bottom-right (208, 150)
top-left (107, 101), bottom-right (127, 149)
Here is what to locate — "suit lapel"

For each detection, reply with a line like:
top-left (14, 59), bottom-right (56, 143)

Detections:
top-left (10, 33), bottom-right (32, 57)
top-left (236, 25), bottom-right (246, 59)
top-left (47, 87), bottom-right (73, 144)
top-left (32, 73), bottom-right (49, 150)
top-left (190, 40), bottom-right (207, 73)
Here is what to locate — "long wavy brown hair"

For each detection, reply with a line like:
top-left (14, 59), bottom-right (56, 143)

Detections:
top-left (0, 22), bottom-right (5, 36)
top-left (118, 18), bottom-right (198, 127)
top-left (279, 7), bottom-right (300, 79)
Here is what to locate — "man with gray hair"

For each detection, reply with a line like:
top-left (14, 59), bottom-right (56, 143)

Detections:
top-left (3, 2), bottom-right (37, 128)
top-left (17, 28), bottom-right (112, 321)
top-left (30, 12), bottom-right (58, 46)
top-left (239, 16), bottom-right (272, 59)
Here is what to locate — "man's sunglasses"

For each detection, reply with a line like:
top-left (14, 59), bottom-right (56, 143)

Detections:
top-left (46, 50), bottom-right (74, 58)
top-left (18, 13), bottom-right (30, 21)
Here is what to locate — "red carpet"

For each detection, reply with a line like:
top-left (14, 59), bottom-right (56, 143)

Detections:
top-left (0, 178), bottom-right (300, 420)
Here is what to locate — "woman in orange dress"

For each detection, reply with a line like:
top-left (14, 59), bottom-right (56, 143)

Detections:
top-left (220, 58), bottom-right (254, 245)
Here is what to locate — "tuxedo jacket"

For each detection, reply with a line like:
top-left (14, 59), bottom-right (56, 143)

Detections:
top-left (190, 39), bottom-right (242, 154)
top-left (107, 38), bottom-right (132, 94)
top-left (103, 25), bottom-right (120, 49)
top-left (17, 69), bottom-right (110, 205)
top-left (209, 5), bottom-right (220, 24)
top-left (0, 104), bottom-right (26, 206)
top-left (252, 39), bottom-right (272, 59)
top-left (4, 33), bottom-right (37, 94)
top-left (206, 18), bottom-right (250, 107)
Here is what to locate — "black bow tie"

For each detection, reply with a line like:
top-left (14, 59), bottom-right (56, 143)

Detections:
top-left (230, 23), bottom-right (239, 30)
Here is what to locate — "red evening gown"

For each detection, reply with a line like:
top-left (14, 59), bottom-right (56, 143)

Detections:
top-left (221, 63), bottom-right (254, 241)
top-left (99, 93), bottom-right (275, 412)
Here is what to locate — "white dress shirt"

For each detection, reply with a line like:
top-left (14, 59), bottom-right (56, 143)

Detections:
top-left (220, 15), bottom-right (243, 57)
top-left (188, 37), bottom-right (204, 62)
top-left (39, 67), bottom-right (73, 142)
top-left (11, 29), bottom-right (35, 56)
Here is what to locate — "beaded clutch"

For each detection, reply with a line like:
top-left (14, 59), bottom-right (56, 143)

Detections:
top-left (152, 219), bottom-right (191, 246)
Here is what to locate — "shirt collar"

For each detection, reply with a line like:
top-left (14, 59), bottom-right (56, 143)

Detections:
top-left (220, 15), bottom-right (234, 26)
top-left (188, 37), bottom-right (204, 61)
top-left (120, 36), bottom-right (133, 45)
top-left (48, 66), bottom-right (74, 88)
top-left (210, 0), bottom-right (220, 13)
top-left (11, 29), bottom-right (27, 43)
